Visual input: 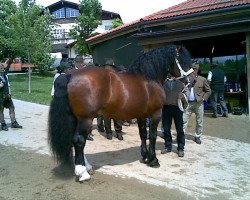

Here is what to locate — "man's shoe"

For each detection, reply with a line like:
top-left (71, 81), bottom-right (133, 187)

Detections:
top-left (222, 113), bottom-right (228, 117)
top-left (107, 133), bottom-right (112, 140)
top-left (86, 134), bottom-right (94, 141)
top-left (161, 148), bottom-right (171, 154)
top-left (11, 121), bottom-right (22, 129)
top-left (97, 127), bottom-right (105, 132)
top-left (1, 123), bottom-right (8, 131)
top-left (212, 114), bottom-right (218, 118)
top-left (116, 132), bottom-right (123, 140)
top-left (178, 150), bottom-right (184, 157)
top-left (194, 137), bottom-right (201, 144)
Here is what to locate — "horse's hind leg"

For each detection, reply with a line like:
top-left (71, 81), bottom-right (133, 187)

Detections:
top-left (137, 118), bottom-right (148, 163)
top-left (73, 118), bottom-right (93, 182)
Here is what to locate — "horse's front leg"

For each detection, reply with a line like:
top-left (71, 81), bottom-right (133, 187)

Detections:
top-left (148, 116), bottom-right (160, 168)
top-left (72, 119), bottom-right (92, 182)
top-left (137, 118), bottom-right (148, 164)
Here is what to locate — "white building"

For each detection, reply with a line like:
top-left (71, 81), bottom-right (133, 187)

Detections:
top-left (46, 0), bottom-right (121, 59)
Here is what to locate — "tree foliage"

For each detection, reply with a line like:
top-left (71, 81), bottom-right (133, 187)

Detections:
top-left (0, 0), bottom-right (55, 73)
top-left (112, 18), bottom-right (124, 29)
top-left (69, 0), bottom-right (102, 55)
top-left (0, 0), bottom-right (17, 60)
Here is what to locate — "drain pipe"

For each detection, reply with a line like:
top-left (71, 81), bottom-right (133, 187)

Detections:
top-left (246, 32), bottom-right (250, 119)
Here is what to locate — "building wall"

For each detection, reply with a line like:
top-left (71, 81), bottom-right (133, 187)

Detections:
top-left (91, 33), bottom-right (143, 68)
top-left (48, 1), bottom-right (120, 58)
top-left (94, 20), bottom-right (114, 34)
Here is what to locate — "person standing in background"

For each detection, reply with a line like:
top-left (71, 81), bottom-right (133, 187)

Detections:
top-left (207, 63), bottom-right (228, 118)
top-left (0, 63), bottom-right (22, 131)
top-left (73, 55), bottom-right (94, 140)
top-left (51, 62), bottom-right (72, 97)
top-left (74, 55), bottom-right (85, 69)
top-left (102, 59), bottom-right (124, 140)
top-left (183, 63), bottom-right (211, 144)
top-left (161, 73), bottom-right (188, 157)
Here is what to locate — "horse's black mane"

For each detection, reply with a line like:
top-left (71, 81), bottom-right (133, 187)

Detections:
top-left (127, 45), bottom-right (191, 81)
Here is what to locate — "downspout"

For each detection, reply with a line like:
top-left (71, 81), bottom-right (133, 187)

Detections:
top-left (246, 32), bottom-right (250, 118)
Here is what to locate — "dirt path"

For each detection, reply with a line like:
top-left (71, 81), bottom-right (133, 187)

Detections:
top-left (0, 100), bottom-right (249, 200)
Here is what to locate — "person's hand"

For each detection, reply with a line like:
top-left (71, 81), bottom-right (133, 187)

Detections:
top-left (0, 81), bottom-right (4, 88)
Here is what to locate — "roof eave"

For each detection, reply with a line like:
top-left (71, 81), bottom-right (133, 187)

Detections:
top-left (86, 3), bottom-right (250, 45)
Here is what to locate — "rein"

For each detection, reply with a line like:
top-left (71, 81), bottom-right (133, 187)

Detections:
top-left (174, 58), bottom-right (194, 80)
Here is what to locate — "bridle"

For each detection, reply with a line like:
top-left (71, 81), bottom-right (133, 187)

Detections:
top-left (174, 58), bottom-right (194, 80)
top-left (174, 47), bottom-right (193, 80)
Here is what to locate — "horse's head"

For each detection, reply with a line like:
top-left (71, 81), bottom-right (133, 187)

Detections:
top-left (128, 45), bottom-right (193, 84)
top-left (169, 46), bottom-right (193, 81)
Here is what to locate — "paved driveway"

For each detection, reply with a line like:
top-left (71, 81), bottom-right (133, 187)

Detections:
top-left (0, 99), bottom-right (249, 200)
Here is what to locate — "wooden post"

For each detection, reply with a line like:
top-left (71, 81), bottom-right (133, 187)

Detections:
top-left (246, 32), bottom-right (250, 118)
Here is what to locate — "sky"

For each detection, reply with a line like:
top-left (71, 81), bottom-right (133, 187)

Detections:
top-left (14, 0), bottom-right (186, 23)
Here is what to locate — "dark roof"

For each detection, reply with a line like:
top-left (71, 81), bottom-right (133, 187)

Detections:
top-left (46, 0), bottom-right (121, 19)
top-left (86, 0), bottom-right (250, 43)
top-left (46, 0), bottom-right (78, 11)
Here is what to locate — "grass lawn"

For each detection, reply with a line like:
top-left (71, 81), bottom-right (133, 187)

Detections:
top-left (8, 72), bottom-right (55, 106)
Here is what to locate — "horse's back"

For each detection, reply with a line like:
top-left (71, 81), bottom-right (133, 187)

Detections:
top-left (67, 67), bottom-right (111, 118)
top-left (105, 71), bottom-right (165, 119)
top-left (67, 67), bottom-right (165, 120)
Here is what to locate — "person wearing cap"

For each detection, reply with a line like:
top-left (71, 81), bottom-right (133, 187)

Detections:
top-left (72, 56), bottom-right (95, 141)
top-left (101, 59), bottom-right (124, 140)
top-left (207, 62), bottom-right (228, 118)
top-left (183, 63), bottom-right (211, 144)
top-left (51, 62), bottom-right (72, 97)
top-left (74, 55), bottom-right (85, 69)
top-left (161, 73), bottom-right (189, 157)
top-left (0, 64), bottom-right (22, 131)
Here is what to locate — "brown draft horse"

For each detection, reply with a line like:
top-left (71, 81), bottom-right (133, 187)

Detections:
top-left (48, 45), bottom-right (192, 182)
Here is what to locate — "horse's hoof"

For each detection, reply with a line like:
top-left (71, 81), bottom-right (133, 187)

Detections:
top-left (140, 158), bottom-right (148, 164)
top-left (79, 173), bottom-right (91, 182)
top-left (107, 133), bottom-right (112, 140)
top-left (75, 176), bottom-right (80, 182)
top-left (147, 159), bottom-right (160, 168)
top-left (87, 168), bottom-right (95, 175)
top-left (75, 165), bottom-right (91, 182)
top-left (148, 163), bottom-right (160, 168)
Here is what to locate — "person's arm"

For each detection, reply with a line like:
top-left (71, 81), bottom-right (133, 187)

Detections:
top-left (5, 58), bottom-right (13, 74)
top-left (0, 80), bottom-right (4, 89)
top-left (203, 79), bottom-right (212, 101)
top-left (207, 71), bottom-right (212, 84)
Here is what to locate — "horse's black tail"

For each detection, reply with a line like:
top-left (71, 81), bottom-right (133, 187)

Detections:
top-left (48, 74), bottom-right (77, 165)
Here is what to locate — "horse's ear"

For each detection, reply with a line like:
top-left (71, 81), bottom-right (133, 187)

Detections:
top-left (176, 47), bottom-right (181, 57)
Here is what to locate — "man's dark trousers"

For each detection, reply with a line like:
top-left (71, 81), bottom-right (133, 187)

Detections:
top-left (162, 105), bottom-right (185, 151)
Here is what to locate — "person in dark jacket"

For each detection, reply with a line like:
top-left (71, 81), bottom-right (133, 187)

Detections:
top-left (102, 59), bottom-right (124, 140)
top-left (207, 63), bottom-right (228, 118)
top-left (161, 73), bottom-right (188, 157)
top-left (0, 64), bottom-right (22, 131)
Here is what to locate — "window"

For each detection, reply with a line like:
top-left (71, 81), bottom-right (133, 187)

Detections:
top-left (66, 8), bottom-right (80, 18)
top-left (52, 8), bottom-right (65, 18)
top-left (105, 25), bottom-right (112, 30)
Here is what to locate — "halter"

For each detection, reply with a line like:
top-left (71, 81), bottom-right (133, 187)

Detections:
top-left (174, 47), bottom-right (194, 80)
top-left (174, 58), bottom-right (194, 80)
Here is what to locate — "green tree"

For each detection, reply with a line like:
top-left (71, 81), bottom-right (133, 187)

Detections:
top-left (69, 0), bottom-right (102, 55)
top-left (9, 0), bottom-right (55, 73)
top-left (0, 0), bottom-right (17, 60)
top-left (111, 18), bottom-right (123, 29)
